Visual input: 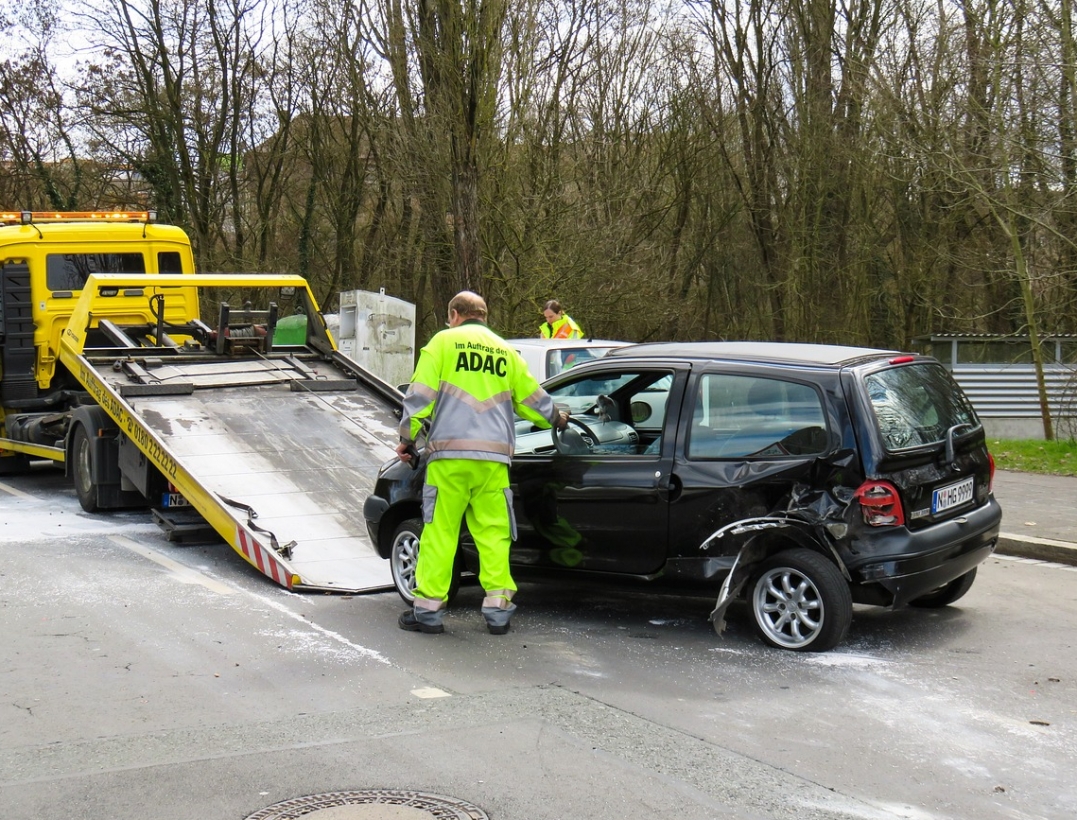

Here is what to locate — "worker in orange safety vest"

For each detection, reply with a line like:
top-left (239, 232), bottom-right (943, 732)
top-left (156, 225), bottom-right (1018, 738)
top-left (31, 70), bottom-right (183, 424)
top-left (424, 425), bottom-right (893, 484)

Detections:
top-left (396, 291), bottom-right (569, 635)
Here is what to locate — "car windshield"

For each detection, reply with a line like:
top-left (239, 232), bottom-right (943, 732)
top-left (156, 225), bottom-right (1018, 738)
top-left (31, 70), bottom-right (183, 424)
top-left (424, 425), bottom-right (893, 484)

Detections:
top-left (865, 362), bottom-right (979, 450)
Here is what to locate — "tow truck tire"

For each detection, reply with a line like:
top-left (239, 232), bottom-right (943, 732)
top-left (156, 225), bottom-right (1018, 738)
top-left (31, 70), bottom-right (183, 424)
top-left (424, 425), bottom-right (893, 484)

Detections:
top-left (72, 425), bottom-right (100, 513)
top-left (908, 568), bottom-right (977, 608)
top-left (390, 518), bottom-right (461, 605)
top-left (749, 548), bottom-right (852, 652)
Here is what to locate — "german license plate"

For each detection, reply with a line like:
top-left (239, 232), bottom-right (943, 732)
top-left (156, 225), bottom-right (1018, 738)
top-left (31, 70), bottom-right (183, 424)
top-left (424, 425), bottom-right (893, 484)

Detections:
top-left (163, 492), bottom-right (191, 508)
top-left (932, 476), bottom-right (974, 514)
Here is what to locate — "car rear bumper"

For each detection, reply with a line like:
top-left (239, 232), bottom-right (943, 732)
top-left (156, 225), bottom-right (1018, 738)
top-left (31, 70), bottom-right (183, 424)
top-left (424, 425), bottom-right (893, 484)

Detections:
top-left (846, 496), bottom-right (1002, 607)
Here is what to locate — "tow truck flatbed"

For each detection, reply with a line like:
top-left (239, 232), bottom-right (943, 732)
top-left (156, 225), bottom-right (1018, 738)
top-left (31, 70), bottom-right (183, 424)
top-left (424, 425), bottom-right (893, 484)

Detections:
top-left (56, 273), bottom-right (402, 592)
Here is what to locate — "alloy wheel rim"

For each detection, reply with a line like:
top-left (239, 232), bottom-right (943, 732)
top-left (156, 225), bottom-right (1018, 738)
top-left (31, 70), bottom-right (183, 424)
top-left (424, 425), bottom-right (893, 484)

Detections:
top-left (754, 567), bottom-right (824, 648)
top-left (392, 531), bottom-right (419, 599)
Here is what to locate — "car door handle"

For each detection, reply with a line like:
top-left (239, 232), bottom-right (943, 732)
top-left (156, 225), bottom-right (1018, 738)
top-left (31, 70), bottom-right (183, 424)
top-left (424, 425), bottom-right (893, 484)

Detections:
top-left (664, 471), bottom-right (682, 501)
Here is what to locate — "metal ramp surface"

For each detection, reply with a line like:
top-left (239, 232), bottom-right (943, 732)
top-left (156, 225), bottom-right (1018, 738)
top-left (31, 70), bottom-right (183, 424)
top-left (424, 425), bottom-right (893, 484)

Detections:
top-left (108, 358), bottom-right (400, 592)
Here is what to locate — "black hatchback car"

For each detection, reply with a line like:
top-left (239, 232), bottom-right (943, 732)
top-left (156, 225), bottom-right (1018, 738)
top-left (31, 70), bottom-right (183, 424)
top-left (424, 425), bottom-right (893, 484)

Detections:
top-left (363, 341), bottom-right (1002, 651)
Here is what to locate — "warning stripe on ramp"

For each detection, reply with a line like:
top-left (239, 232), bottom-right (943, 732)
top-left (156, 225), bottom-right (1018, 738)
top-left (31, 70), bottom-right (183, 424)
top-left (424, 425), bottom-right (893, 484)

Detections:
top-left (236, 525), bottom-right (293, 589)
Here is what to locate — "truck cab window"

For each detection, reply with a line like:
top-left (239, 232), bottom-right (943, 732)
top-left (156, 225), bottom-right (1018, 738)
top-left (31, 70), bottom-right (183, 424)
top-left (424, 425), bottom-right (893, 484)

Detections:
top-left (46, 253), bottom-right (146, 291)
top-left (157, 251), bottom-right (183, 273)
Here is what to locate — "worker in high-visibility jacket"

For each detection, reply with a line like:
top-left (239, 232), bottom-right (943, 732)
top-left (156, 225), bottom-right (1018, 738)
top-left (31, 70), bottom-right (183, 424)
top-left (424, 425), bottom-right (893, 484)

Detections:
top-left (539, 299), bottom-right (584, 339)
top-left (396, 291), bottom-right (569, 635)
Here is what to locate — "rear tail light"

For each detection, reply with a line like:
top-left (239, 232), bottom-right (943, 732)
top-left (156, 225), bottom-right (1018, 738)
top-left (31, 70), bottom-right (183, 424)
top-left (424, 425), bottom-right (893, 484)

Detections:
top-left (854, 480), bottom-right (905, 526)
top-left (988, 451), bottom-right (996, 493)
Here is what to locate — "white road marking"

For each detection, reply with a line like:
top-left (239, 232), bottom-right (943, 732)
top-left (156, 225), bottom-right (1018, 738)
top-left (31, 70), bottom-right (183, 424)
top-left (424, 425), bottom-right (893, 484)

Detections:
top-left (108, 534), bottom-right (237, 595)
top-left (110, 534), bottom-right (391, 664)
top-left (0, 479), bottom-right (37, 500)
top-left (245, 588), bottom-right (392, 665)
top-left (411, 687), bottom-right (451, 698)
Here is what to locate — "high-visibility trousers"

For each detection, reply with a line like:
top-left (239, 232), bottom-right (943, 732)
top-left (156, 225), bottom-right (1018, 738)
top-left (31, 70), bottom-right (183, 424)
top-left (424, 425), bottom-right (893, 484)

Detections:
top-left (414, 458), bottom-right (516, 608)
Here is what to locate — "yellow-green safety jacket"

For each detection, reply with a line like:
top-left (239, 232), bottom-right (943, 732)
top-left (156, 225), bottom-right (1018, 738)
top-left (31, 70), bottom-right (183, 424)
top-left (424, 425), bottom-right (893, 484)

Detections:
top-left (400, 320), bottom-right (558, 463)
top-left (540, 314), bottom-right (584, 339)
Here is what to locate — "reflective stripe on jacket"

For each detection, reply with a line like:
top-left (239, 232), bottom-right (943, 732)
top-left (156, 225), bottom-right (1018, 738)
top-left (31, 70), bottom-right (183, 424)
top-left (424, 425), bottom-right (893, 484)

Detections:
top-left (540, 315), bottom-right (583, 339)
top-left (400, 320), bottom-right (557, 464)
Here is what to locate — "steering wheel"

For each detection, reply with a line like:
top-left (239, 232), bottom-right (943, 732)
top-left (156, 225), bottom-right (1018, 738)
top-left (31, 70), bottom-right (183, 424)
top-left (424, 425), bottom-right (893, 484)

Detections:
top-left (552, 416), bottom-right (600, 455)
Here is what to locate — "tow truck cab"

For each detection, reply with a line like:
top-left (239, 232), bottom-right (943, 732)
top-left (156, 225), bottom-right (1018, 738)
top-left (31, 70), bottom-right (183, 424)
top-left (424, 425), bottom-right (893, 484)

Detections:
top-left (0, 210), bottom-right (198, 470)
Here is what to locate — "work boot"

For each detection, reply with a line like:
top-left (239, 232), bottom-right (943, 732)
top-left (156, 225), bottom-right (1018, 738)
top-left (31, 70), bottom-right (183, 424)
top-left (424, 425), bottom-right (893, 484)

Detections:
top-left (398, 609), bottom-right (444, 634)
top-left (482, 601), bottom-right (517, 635)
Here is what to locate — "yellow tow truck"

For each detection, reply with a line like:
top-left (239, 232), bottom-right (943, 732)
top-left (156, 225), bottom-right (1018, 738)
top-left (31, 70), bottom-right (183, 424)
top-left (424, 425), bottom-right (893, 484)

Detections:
top-left (0, 211), bottom-right (401, 592)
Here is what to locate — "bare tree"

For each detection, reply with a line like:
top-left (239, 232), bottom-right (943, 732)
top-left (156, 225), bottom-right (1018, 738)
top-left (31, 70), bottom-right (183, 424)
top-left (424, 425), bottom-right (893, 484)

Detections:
top-left (377, 0), bottom-right (508, 326)
top-left (75, 0), bottom-right (270, 267)
top-left (0, 3), bottom-right (91, 208)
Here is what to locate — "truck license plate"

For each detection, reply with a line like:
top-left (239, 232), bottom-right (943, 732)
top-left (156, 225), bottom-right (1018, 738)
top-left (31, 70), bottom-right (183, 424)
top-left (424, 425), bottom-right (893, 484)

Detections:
top-left (932, 476), bottom-right (974, 514)
top-left (163, 492), bottom-right (191, 508)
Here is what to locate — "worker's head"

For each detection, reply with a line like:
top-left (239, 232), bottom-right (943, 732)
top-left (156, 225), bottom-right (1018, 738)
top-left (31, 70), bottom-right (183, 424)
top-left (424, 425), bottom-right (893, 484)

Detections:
top-left (543, 299), bottom-right (563, 324)
top-left (448, 291), bottom-right (488, 327)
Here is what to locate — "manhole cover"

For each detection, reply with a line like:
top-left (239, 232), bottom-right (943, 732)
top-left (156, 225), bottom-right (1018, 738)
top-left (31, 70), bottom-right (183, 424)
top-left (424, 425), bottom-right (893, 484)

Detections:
top-left (245, 790), bottom-right (491, 820)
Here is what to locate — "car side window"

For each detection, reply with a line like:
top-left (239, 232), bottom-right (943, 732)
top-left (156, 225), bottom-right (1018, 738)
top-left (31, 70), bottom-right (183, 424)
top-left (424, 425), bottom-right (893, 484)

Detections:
top-left (546, 369), bottom-right (672, 455)
top-left (688, 374), bottom-right (828, 459)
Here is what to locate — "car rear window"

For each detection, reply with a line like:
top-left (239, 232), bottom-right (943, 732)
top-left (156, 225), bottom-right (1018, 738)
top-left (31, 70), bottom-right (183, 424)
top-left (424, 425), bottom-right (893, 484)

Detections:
top-left (688, 374), bottom-right (828, 458)
top-left (864, 362), bottom-right (979, 450)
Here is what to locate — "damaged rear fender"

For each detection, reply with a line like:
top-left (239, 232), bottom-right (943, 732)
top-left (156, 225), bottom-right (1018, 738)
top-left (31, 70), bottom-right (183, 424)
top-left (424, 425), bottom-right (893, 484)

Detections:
top-left (703, 516), bottom-right (849, 636)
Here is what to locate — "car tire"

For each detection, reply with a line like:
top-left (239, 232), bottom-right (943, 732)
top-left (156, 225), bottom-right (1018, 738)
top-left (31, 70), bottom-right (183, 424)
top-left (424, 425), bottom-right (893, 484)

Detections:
top-left (749, 548), bottom-right (852, 652)
top-left (389, 518), bottom-right (462, 605)
top-left (908, 568), bottom-right (977, 608)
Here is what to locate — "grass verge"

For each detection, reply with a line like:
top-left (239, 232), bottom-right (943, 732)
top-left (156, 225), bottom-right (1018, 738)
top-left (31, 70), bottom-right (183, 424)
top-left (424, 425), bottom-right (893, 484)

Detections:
top-left (988, 438), bottom-right (1077, 476)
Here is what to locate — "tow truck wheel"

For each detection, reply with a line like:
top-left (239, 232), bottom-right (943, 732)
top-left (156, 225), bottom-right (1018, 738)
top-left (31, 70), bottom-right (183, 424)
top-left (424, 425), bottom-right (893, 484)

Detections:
top-left (749, 549), bottom-right (852, 652)
top-left (72, 425), bottom-right (100, 513)
top-left (909, 568), bottom-right (977, 608)
top-left (390, 518), bottom-right (461, 605)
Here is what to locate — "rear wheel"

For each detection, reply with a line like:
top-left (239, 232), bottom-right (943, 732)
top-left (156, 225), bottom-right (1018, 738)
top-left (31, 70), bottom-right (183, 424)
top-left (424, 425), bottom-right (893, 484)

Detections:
top-left (749, 548), bottom-right (852, 652)
top-left (71, 425), bottom-right (99, 513)
top-left (909, 568), bottom-right (977, 608)
top-left (389, 518), bottom-right (461, 605)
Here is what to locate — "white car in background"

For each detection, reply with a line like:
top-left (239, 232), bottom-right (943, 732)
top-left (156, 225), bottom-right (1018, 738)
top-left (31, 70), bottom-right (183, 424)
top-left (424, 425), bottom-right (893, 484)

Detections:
top-left (507, 338), bottom-right (629, 382)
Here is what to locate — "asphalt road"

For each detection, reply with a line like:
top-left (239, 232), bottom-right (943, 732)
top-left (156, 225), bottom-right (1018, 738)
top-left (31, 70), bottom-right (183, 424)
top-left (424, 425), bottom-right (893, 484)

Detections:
top-left (1, 465), bottom-right (1075, 820)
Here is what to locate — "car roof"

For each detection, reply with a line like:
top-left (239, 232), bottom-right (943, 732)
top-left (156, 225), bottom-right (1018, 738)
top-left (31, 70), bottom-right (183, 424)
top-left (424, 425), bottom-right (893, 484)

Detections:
top-left (506, 338), bottom-right (628, 350)
top-left (606, 340), bottom-right (902, 367)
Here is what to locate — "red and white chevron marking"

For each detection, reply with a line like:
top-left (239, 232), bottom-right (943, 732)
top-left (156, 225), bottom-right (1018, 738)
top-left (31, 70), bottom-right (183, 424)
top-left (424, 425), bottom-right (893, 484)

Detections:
top-left (236, 525), bottom-right (293, 588)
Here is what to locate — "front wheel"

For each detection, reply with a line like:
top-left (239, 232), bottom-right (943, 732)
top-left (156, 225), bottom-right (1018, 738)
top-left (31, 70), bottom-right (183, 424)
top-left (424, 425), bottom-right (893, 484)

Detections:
top-left (389, 518), bottom-right (461, 605)
top-left (749, 549), bottom-right (852, 652)
top-left (908, 568), bottom-right (977, 608)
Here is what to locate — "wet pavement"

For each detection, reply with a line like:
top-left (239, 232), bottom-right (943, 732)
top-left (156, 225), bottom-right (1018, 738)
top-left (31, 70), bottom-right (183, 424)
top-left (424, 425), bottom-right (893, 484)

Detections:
top-left (992, 469), bottom-right (1077, 565)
